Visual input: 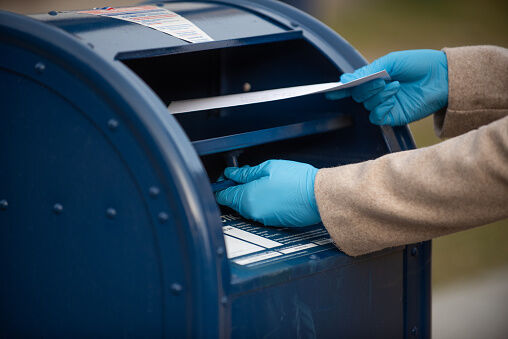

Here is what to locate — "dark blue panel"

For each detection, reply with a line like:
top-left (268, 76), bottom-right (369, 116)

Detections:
top-left (231, 251), bottom-right (404, 338)
top-left (0, 68), bottom-right (164, 335)
top-left (192, 115), bottom-right (352, 156)
top-left (404, 242), bottom-right (432, 338)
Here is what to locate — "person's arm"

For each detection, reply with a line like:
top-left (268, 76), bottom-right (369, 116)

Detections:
top-left (216, 46), bottom-right (508, 257)
top-left (435, 46), bottom-right (508, 137)
top-left (315, 115), bottom-right (508, 256)
top-left (316, 45), bottom-right (508, 256)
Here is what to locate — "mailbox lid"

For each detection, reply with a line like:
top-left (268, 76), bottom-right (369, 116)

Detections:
top-left (31, 2), bottom-right (289, 60)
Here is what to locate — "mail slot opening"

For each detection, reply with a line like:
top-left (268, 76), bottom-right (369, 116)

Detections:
top-left (122, 38), bottom-right (349, 141)
top-left (200, 130), bottom-right (346, 182)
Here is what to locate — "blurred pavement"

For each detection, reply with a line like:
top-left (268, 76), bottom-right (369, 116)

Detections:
top-left (433, 266), bottom-right (508, 339)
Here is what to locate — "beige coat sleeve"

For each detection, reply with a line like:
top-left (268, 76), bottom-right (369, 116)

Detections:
top-left (315, 46), bottom-right (508, 257)
top-left (435, 46), bottom-right (508, 137)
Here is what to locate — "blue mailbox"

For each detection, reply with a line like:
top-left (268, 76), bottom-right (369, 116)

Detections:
top-left (0, 1), bottom-right (430, 337)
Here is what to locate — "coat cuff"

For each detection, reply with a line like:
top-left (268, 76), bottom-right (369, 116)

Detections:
top-left (435, 46), bottom-right (508, 138)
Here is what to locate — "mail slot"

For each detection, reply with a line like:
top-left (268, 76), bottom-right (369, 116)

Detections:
top-left (0, 1), bottom-right (430, 337)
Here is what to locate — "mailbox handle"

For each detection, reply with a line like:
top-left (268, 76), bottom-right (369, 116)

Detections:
top-left (211, 179), bottom-right (237, 193)
top-left (192, 114), bottom-right (352, 156)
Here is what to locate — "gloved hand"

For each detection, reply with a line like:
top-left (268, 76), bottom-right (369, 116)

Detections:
top-left (326, 49), bottom-right (448, 126)
top-left (215, 160), bottom-right (320, 227)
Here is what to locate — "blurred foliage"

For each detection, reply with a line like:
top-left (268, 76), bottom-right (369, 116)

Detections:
top-left (323, 0), bottom-right (508, 61)
top-left (433, 220), bottom-right (508, 286)
top-left (321, 0), bottom-right (508, 288)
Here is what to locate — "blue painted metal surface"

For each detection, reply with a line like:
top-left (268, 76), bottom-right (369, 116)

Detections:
top-left (0, 1), bottom-right (430, 337)
top-left (192, 115), bottom-right (352, 156)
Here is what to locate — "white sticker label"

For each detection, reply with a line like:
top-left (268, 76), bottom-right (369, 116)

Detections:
top-left (78, 6), bottom-right (213, 43)
top-left (223, 226), bottom-right (283, 249)
top-left (223, 235), bottom-right (264, 259)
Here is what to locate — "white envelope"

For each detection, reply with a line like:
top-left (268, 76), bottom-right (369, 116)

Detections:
top-left (168, 70), bottom-right (390, 114)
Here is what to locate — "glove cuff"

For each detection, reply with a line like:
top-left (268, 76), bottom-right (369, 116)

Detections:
top-left (307, 166), bottom-right (321, 224)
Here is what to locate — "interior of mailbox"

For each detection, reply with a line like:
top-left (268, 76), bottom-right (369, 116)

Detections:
top-left (122, 38), bottom-right (387, 182)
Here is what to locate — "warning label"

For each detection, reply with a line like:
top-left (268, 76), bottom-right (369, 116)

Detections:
top-left (77, 6), bottom-right (213, 43)
top-left (221, 214), bottom-right (336, 267)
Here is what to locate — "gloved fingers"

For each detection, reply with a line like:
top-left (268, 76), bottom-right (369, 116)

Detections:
top-left (388, 102), bottom-right (411, 126)
top-left (340, 57), bottom-right (389, 83)
top-left (215, 185), bottom-right (244, 211)
top-left (224, 163), bottom-right (269, 183)
top-left (363, 81), bottom-right (400, 111)
top-left (369, 97), bottom-right (396, 125)
top-left (350, 78), bottom-right (386, 103)
top-left (325, 88), bottom-right (351, 101)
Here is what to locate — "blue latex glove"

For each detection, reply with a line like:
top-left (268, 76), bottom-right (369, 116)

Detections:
top-left (215, 160), bottom-right (320, 227)
top-left (326, 49), bottom-right (448, 126)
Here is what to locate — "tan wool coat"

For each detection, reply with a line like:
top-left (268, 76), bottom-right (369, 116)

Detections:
top-left (315, 45), bottom-right (508, 257)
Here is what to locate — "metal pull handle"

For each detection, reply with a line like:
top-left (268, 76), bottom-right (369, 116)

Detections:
top-left (211, 179), bottom-right (237, 193)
